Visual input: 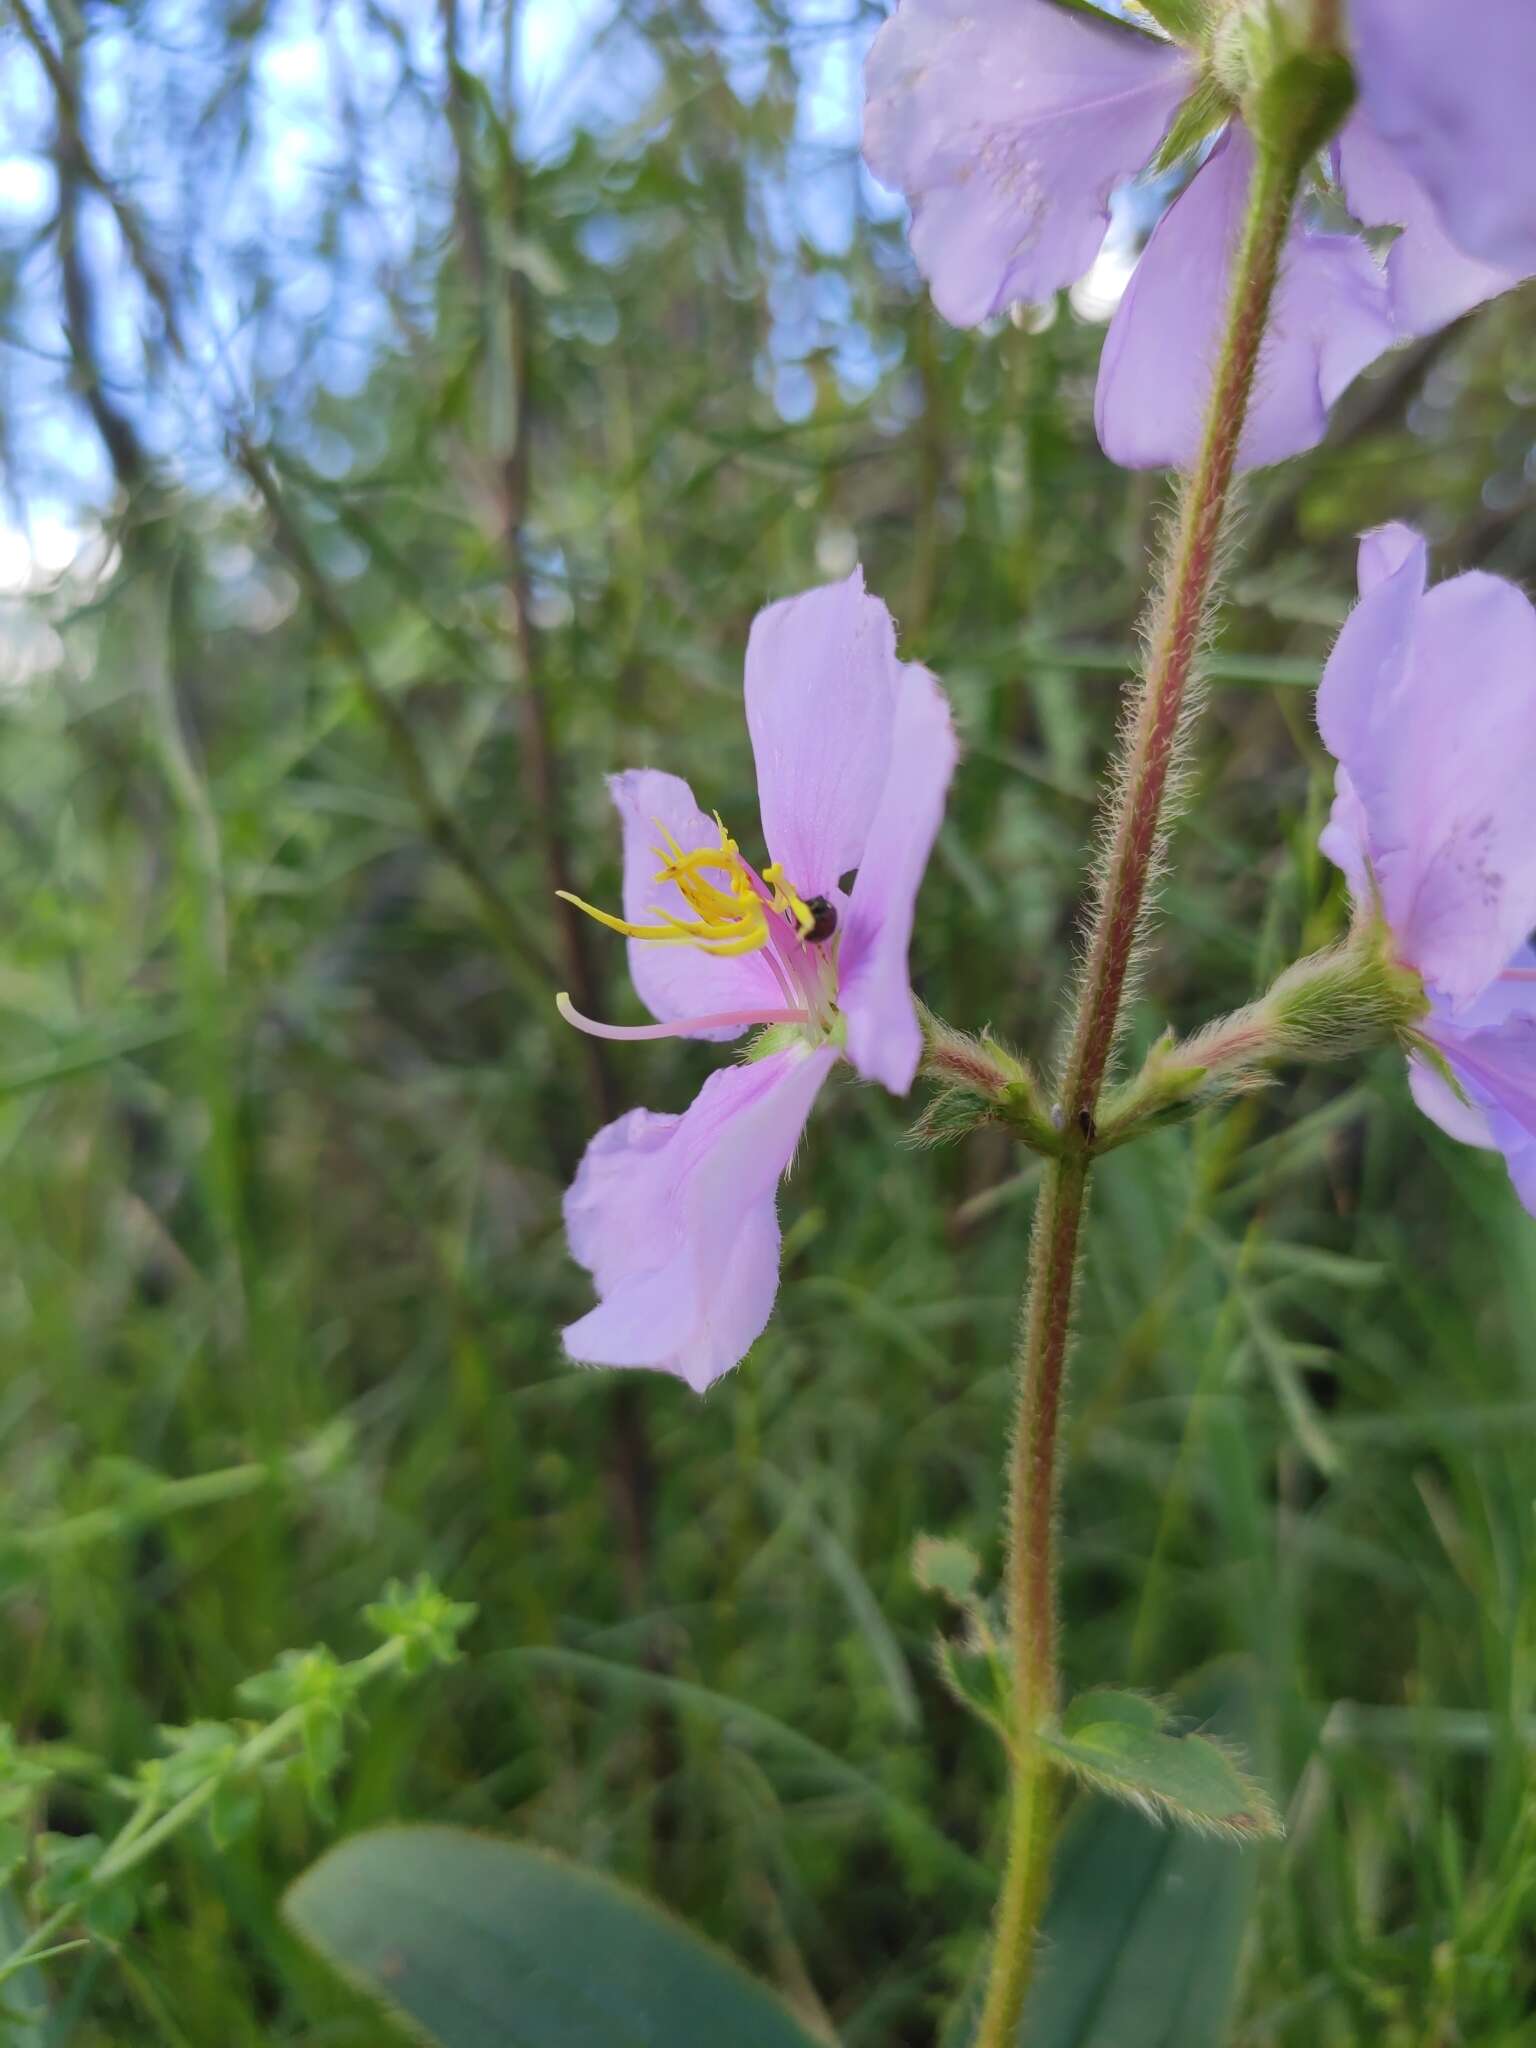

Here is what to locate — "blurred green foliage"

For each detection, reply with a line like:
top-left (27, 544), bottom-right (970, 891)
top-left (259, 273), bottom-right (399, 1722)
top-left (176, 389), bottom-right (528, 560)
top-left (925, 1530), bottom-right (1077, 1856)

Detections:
top-left (2, 0), bottom-right (1536, 2040)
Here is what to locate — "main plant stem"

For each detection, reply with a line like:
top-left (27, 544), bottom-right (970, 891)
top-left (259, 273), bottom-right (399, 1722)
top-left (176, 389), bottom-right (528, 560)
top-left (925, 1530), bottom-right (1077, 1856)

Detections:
top-left (973, 136), bottom-right (1306, 2048)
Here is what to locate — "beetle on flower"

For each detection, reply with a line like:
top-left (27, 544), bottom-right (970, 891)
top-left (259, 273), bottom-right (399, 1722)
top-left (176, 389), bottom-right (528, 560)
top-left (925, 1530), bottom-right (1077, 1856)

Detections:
top-left (555, 569), bottom-right (957, 1390)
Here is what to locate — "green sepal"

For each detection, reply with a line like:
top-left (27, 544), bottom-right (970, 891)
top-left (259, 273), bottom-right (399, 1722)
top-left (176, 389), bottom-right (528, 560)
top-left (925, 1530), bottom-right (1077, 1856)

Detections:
top-left (1041, 1690), bottom-right (1282, 1841)
top-left (743, 1023), bottom-right (803, 1063)
top-left (1150, 74), bottom-right (1232, 175)
top-left (1038, 0), bottom-right (1170, 43)
top-left (1134, 0), bottom-right (1208, 41)
top-left (1402, 1029), bottom-right (1471, 1110)
top-left (913, 1008), bottom-right (1058, 1154)
top-left (1250, 47), bottom-right (1356, 163)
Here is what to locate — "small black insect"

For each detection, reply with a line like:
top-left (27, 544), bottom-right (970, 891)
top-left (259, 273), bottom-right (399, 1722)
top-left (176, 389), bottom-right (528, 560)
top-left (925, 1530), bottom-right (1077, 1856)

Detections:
top-left (1077, 1109), bottom-right (1097, 1143)
top-left (802, 895), bottom-right (838, 944)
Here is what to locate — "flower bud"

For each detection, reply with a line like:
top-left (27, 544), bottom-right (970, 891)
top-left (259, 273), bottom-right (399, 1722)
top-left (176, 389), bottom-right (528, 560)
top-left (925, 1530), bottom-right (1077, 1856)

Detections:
top-left (1206, 0), bottom-right (1354, 160)
top-left (1097, 919), bottom-right (1427, 1151)
top-left (911, 1008), bottom-right (1059, 1154)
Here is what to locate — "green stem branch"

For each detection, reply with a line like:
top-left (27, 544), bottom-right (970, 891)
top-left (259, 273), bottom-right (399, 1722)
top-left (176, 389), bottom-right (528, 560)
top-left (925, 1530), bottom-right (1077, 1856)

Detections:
top-left (972, 134), bottom-right (1309, 2048)
top-left (0, 1639), bottom-right (407, 1992)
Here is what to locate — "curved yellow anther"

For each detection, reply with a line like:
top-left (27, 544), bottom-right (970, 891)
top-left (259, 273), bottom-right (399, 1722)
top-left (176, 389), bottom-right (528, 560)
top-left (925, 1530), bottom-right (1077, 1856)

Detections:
top-left (560, 811), bottom-right (818, 959)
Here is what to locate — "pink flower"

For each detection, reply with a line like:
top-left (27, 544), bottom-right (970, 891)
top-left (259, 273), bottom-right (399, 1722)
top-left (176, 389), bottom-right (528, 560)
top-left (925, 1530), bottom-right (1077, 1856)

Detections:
top-left (861, 0), bottom-right (1535, 472)
top-left (1318, 526), bottom-right (1536, 1214)
top-left (558, 570), bottom-right (957, 1390)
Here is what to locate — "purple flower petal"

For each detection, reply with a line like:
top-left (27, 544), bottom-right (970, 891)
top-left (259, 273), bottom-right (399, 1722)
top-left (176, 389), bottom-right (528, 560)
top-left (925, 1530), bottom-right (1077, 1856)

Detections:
top-left (1095, 124), bottom-right (1394, 472)
top-left (1349, 0), bottom-right (1536, 276)
top-left (839, 661), bottom-right (957, 1093)
top-left (1409, 945), bottom-right (1536, 1149)
top-left (862, 0), bottom-right (1191, 327)
top-left (1357, 520), bottom-right (1423, 595)
top-left (562, 1046), bottom-right (837, 1391)
top-left (1417, 989), bottom-right (1536, 1219)
top-left (1318, 529), bottom-right (1536, 1008)
top-left (609, 769), bottom-right (782, 1039)
top-left (1338, 112), bottom-right (1521, 336)
top-left (744, 568), bottom-right (901, 900)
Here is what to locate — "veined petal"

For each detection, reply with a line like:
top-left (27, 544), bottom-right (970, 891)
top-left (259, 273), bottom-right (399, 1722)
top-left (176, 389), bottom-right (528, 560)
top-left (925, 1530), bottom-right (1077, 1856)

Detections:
top-left (1317, 530), bottom-right (1536, 1009)
top-left (863, 0), bottom-right (1191, 327)
top-left (839, 661), bottom-right (957, 1093)
top-left (1338, 112), bottom-right (1521, 337)
top-left (561, 1046), bottom-right (837, 1392)
top-left (1096, 125), bottom-right (1394, 473)
top-left (1349, 0), bottom-right (1536, 276)
top-left (1416, 996), bottom-right (1536, 1220)
top-left (608, 769), bottom-right (780, 1039)
top-left (744, 568), bottom-right (900, 899)
top-left (1409, 946), bottom-right (1536, 1151)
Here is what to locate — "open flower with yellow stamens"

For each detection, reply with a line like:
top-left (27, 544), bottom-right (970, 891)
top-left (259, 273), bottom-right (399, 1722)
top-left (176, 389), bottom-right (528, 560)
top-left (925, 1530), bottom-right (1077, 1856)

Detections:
top-left (558, 567), bottom-right (957, 1391)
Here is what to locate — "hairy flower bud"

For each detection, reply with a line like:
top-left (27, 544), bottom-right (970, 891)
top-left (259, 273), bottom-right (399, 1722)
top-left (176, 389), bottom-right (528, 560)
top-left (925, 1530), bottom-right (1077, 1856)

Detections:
top-left (911, 1008), bottom-right (1059, 1153)
top-left (1097, 920), bottom-right (1427, 1151)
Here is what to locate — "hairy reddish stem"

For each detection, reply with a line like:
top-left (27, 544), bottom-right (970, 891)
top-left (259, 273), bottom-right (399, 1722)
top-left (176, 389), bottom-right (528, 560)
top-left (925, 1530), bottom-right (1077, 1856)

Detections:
top-left (973, 136), bottom-right (1307, 2048)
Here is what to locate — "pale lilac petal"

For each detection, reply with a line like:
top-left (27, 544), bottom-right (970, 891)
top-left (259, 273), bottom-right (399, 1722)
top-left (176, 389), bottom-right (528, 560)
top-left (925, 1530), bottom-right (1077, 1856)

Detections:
top-left (609, 769), bottom-right (780, 1039)
top-left (744, 568), bottom-right (900, 899)
top-left (1318, 766), bottom-right (1373, 910)
top-left (862, 0), bottom-right (1191, 327)
top-left (1317, 533), bottom-right (1536, 1007)
top-left (1409, 946), bottom-right (1536, 1150)
top-left (1357, 521), bottom-right (1424, 595)
top-left (1408, 1049), bottom-right (1497, 1150)
top-left (1418, 1006), bottom-right (1536, 1220)
top-left (1096, 125), bottom-right (1394, 473)
top-left (1338, 112), bottom-right (1521, 335)
top-left (562, 1047), bottom-right (837, 1391)
top-left (838, 662), bottom-right (957, 1093)
top-left (1350, 0), bottom-right (1536, 275)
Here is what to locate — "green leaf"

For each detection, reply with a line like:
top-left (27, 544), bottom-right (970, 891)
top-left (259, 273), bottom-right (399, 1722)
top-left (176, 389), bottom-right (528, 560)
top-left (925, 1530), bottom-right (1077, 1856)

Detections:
top-left (1019, 1764), bottom-right (1260, 2045)
top-left (0, 1890), bottom-right (46, 2045)
top-left (1042, 1681), bottom-right (1280, 1841)
top-left (1059, 1689), bottom-right (1168, 1739)
top-left (364, 1574), bottom-right (477, 1672)
top-left (937, 1638), bottom-right (1012, 1747)
top-left (936, 1672), bottom-right (1268, 2047)
top-left (912, 1535), bottom-right (983, 1607)
top-left (285, 1826), bottom-right (830, 2048)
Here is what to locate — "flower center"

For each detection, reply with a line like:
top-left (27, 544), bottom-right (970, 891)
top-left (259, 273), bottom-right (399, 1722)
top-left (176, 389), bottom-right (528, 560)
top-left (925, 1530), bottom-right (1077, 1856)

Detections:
top-left (558, 814), bottom-right (825, 959)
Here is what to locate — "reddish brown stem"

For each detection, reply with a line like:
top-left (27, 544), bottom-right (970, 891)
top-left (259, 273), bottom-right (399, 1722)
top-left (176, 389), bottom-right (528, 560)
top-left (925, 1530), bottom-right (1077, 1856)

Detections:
top-left (1064, 140), bottom-right (1298, 1123)
top-left (974, 136), bottom-right (1307, 2048)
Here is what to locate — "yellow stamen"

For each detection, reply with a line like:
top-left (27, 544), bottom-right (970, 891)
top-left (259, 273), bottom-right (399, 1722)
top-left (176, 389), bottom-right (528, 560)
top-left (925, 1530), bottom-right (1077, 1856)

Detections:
top-left (558, 812), bottom-right (817, 957)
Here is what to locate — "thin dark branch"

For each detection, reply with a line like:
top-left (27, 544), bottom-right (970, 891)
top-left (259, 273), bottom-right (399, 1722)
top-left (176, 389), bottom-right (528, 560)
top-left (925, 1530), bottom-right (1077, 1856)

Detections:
top-left (234, 435), bottom-right (555, 988)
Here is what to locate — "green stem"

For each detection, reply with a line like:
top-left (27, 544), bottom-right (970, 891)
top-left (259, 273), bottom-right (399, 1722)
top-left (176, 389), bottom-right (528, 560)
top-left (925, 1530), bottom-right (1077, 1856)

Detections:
top-left (0, 1639), bottom-right (407, 1991)
top-left (972, 135), bottom-right (1309, 2048)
